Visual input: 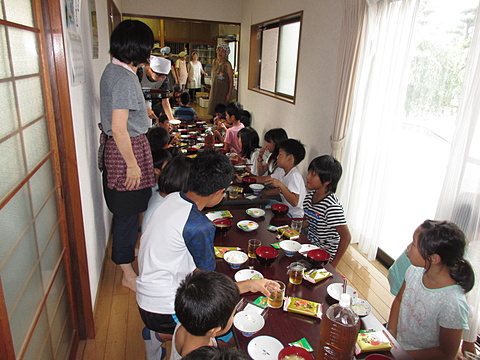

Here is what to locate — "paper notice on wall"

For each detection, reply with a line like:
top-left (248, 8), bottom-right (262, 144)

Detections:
top-left (68, 32), bottom-right (86, 85)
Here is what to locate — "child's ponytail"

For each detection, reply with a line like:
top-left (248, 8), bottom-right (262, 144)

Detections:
top-left (450, 258), bottom-right (475, 293)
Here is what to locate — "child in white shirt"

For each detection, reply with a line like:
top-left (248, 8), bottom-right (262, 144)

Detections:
top-left (265, 139), bottom-right (306, 218)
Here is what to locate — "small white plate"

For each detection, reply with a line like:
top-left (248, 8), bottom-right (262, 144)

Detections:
top-left (237, 220), bottom-right (259, 232)
top-left (246, 208), bottom-right (266, 218)
top-left (352, 298), bottom-right (372, 317)
top-left (327, 283), bottom-right (358, 302)
top-left (299, 244), bottom-right (320, 256)
top-left (235, 269), bottom-right (264, 282)
top-left (169, 119), bottom-right (181, 125)
top-left (247, 335), bottom-right (284, 360)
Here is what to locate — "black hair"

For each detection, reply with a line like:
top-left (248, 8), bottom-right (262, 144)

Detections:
top-left (109, 20), bottom-right (154, 66)
top-left (308, 155), bottom-right (343, 192)
top-left (418, 220), bottom-right (475, 293)
top-left (187, 151), bottom-right (233, 196)
top-left (214, 103), bottom-right (226, 115)
top-left (238, 127), bottom-right (260, 159)
top-left (180, 92), bottom-right (190, 105)
top-left (278, 139), bottom-right (305, 166)
top-left (166, 146), bottom-right (183, 158)
top-left (157, 156), bottom-right (192, 194)
top-left (225, 102), bottom-right (244, 121)
top-left (240, 110), bottom-right (251, 127)
top-left (147, 126), bottom-right (170, 152)
top-left (157, 114), bottom-right (168, 124)
top-left (175, 271), bottom-right (240, 337)
top-left (151, 148), bottom-right (172, 170)
top-left (264, 128), bottom-right (288, 171)
top-left (153, 102), bottom-right (165, 118)
top-left (182, 346), bottom-right (250, 360)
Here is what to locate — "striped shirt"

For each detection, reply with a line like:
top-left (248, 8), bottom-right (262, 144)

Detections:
top-left (303, 191), bottom-right (347, 257)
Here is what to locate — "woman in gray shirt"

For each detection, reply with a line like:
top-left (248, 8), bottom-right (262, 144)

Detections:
top-left (98, 20), bottom-right (155, 291)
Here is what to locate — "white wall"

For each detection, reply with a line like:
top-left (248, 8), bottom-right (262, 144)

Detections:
top-left (61, 0), bottom-right (122, 305)
top-left (239, 0), bottom-right (343, 175)
top-left (63, 0), bottom-right (344, 308)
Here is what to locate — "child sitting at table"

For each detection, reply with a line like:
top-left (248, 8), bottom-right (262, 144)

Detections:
top-left (142, 154), bottom-right (192, 228)
top-left (173, 92), bottom-right (197, 124)
top-left (255, 128), bottom-right (288, 180)
top-left (171, 270), bottom-right (276, 359)
top-left (387, 220), bottom-right (473, 360)
top-left (137, 151), bottom-right (234, 360)
top-left (220, 102), bottom-right (245, 153)
top-left (237, 127), bottom-right (266, 176)
top-left (303, 155), bottom-right (351, 268)
top-left (265, 139), bottom-right (306, 218)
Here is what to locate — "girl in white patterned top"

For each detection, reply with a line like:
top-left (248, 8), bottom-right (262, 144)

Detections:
top-left (388, 220), bottom-right (474, 359)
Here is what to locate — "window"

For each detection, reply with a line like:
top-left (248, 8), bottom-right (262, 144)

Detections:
top-left (249, 12), bottom-right (302, 102)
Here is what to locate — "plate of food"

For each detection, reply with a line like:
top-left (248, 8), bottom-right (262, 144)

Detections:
top-left (235, 269), bottom-right (264, 282)
top-left (351, 298), bottom-right (372, 317)
top-left (247, 335), bottom-right (284, 360)
top-left (237, 220), bottom-right (259, 232)
top-left (246, 208), bottom-right (266, 218)
top-left (327, 283), bottom-right (358, 302)
top-left (169, 119), bottom-right (181, 125)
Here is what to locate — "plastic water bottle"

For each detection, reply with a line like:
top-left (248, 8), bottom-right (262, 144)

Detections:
top-left (317, 293), bottom-right (360, 360)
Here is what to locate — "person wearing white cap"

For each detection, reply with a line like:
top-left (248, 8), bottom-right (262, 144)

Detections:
top-left (175, 51), bottom-right (188, 92)
top-left (207, 42), bottom-right (233, 116)
top-left (137, 55), bottom-right (175, 123)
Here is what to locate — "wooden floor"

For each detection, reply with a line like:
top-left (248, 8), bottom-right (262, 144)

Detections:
top-left (76, 243), bottom-right (394, 360)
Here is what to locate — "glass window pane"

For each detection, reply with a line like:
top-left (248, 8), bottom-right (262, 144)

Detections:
top-left (40, 228), bottom-right (62, 289)
top-left (24, 118), bottom-right (50, 172)
top-left (16, 76), bottom-right (45, 126)
top-left (0, 81), bottom-right (19, 139)
top-left (49, 288), bottom-right (72, 356)
top-left (0, 25), bottom-right (12, 79)
top-left (9, 27), bottom-right (39, 77)
top-left (46, 261), bottom-right (66, 326)
top-left (35, 194), bottom-right (59, 254)
top-left (8, 266), bottom-right (45, 356)
top-left (0, 226), bottom-right (39, 312)
top-left (22, 309), bottom-right (54, 360)
top-left (0, 133), bottom-right (26, 203)
top-left (29, 159), bottom-right (55, 215)
top-left (0, 184), bottom-right (32, 265)
top-left (277, 21), bottom-right (300, 96)
top-left (260, 27), bottom-right (279, 92)
top-left (4, 0), bottom-right (34, 28)
top-left (55, 313), bottom-right (73, 360)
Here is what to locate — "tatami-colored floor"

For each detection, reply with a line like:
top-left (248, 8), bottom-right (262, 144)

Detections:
top-left (76, 243), bottom-right (393, 360)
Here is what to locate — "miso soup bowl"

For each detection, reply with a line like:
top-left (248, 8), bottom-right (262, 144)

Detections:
top-left (307, 249), bottom-right (330, 268)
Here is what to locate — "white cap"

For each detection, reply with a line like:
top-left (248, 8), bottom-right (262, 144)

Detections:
top-left (339, 293), bottom-right (351, 307)
top-left (149, 56), bottom-right (171, 75)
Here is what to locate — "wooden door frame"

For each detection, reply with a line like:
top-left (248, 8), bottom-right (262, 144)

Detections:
top-left (40, 0), bottom-right (94, 343)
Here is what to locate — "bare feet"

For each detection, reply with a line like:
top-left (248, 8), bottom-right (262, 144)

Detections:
top-left (120, 263), bottom-right (137, 292)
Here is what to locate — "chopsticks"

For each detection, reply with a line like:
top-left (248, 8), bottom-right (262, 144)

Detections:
top-left (299, 246), bottom-right (331, 255)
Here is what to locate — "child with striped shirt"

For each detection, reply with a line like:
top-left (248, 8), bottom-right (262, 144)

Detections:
top-left (303, 155), bottom-right (351, 268)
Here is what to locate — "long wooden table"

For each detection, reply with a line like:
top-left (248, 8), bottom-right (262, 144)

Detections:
top-left (212, 208), bottom-right (411, 360)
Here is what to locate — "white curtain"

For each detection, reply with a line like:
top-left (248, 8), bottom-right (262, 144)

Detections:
top-left (330, 0), bottom-right (365, 160)
top-left (434, 6), bottom-right (480, 342)
top-left (337, 0), bottom-right (420, 259)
